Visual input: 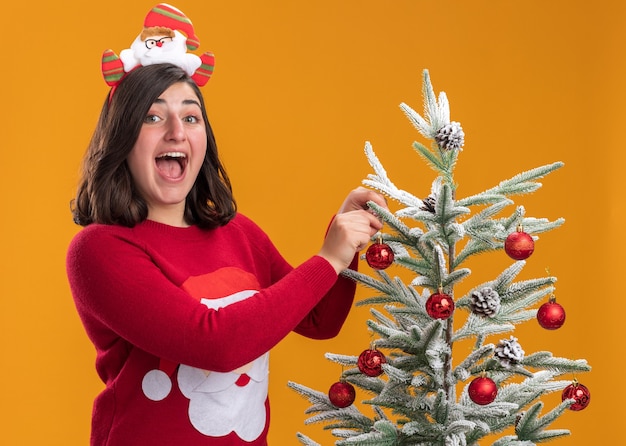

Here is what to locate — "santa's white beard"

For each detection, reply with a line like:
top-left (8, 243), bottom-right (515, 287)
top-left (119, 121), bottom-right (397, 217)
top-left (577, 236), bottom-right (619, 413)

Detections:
top-left (177, 353), bottom-right (269, 441)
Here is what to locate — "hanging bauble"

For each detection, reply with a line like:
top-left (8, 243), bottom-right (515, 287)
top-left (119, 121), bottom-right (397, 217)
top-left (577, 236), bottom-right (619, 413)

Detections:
top-left (504, 227), bottom-right (535, 260)
top-left (468, 376), bottom-right (498, 405)
top-left (426, 291), bottom-right (455, 320)
top-left (562, 380), bottom-right (591, 411)
top-left (537, 296), bottom-right (566, 330)
top-left (328, 381), bottom-right (356, 408)
top-left (366, 241), bottom-right (394, 270)
top-left (357, 349), bottom-right (387, 377)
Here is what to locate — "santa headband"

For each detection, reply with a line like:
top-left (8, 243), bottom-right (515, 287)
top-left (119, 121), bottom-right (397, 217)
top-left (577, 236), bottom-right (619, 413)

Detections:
top-left (101, 3), bottom-right (215, 89)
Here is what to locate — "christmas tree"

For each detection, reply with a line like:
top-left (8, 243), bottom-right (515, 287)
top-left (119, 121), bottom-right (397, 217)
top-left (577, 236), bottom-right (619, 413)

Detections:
top-left (289, 70), bottom-right (591, 445)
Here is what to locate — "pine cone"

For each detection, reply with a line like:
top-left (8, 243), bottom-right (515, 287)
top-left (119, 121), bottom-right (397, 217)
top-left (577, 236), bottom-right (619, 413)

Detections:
top-left (420, 195), bottom-right (436, 213)
top-left (495, 336), bottom-right (525, 369)
top-left (435, 121), bottom-right (464, 151)
top-left (471, 287), bottom-right (501, 317)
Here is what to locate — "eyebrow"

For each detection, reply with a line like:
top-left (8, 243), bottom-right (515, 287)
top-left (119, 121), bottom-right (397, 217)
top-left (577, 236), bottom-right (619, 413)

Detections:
top-left (153, 98), bottom-right (202, 108)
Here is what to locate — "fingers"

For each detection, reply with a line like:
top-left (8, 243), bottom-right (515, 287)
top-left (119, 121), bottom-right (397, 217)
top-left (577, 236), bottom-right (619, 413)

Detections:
top-left (319, 188), bottom-right (390, 273)
top-left (364, 208), bottom-right (384, 233)
top-left (364, 188), bottom-right (388, 211)
top-left (338, 187), bottom-right (388, 214)
top-left (318, 210), bottom-right (381, 273)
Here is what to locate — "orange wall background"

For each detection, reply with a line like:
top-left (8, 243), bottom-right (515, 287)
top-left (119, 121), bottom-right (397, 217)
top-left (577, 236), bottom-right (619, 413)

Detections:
top-left (0, 0), bottom-right (622, 444)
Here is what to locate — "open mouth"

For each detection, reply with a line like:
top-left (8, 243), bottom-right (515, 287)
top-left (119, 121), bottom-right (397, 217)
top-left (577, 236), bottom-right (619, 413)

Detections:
top-left (155, 152), bottom-right (188, 179)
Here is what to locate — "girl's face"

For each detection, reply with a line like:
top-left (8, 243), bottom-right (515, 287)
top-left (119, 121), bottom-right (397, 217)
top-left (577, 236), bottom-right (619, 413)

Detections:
top-left (127, 82), bottom-right (207, 226)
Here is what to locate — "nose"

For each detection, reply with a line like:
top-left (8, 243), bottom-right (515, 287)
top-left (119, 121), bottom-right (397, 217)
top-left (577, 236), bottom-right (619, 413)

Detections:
top-left (165, 117), bottom-right (186, 142)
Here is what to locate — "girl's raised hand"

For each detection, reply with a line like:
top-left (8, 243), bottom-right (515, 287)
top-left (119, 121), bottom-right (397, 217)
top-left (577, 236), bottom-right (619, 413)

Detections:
top-left (318, 188), bottom-right (388, 274)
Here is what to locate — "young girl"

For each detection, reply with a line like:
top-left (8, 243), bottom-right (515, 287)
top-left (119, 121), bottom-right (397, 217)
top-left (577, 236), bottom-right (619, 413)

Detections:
top-left (67, 55), bottom-right (386, 445)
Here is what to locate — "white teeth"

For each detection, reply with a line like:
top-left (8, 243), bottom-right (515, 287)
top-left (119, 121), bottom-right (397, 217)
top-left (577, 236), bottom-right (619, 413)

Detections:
top-left (157, 152), bottom-right (186, 158)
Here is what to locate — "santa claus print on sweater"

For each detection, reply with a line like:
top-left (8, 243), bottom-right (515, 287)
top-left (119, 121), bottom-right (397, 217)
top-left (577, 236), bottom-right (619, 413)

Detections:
top-left (141, 267), bottom-right (268, 442)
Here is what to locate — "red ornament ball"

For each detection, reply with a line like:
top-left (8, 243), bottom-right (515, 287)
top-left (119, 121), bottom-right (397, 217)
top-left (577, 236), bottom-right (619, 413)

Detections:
top-left (365, 242), bottom-right (394, 270)
top-left (426, 292), bottom-right (455, 320)
top-left (358, 349), bottom-right (387, 377)
top-left (562, 382), bottom-right (591, 411)
top-left (468, 376), bottom-right (498, 405)
top-left (537, 299), bottom-right (566, 330)
top-left (504, 230), bottom-right (535, 260)
top-left (328, 381), bottom-right (356, 408)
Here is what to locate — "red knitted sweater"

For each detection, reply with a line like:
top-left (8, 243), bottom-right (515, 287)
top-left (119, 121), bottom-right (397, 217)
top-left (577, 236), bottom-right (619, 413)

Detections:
top-left (66, 214), bottom-right (357, 445)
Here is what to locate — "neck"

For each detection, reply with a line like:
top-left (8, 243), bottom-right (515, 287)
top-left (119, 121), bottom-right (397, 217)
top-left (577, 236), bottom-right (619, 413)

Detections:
top-left (147, 205), bottom-right (189, 228)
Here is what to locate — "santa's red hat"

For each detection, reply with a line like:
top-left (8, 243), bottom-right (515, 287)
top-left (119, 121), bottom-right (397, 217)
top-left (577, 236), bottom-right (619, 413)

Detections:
top-left (144, 3), bottom-right (200, 51)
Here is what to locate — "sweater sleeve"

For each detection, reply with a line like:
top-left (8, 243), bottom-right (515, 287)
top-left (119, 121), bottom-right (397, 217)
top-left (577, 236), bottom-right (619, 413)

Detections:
top-left (234, 214), bottom-right (357, 340)
top-left (67, 225), bottom-right (340, 374)
top-left (293, 254), bottom-right (357, 339)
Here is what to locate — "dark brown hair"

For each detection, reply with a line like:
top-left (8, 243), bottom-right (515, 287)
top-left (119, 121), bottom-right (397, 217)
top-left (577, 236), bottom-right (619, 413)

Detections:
top-left (71, 63), bottom-right (236, 228)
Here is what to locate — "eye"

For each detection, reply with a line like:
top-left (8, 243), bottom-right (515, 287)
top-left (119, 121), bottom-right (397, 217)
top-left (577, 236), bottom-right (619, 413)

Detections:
top-left (144, 114), bottom-right (162, 124)
top-left (183, 115), bottom-right (201, 124)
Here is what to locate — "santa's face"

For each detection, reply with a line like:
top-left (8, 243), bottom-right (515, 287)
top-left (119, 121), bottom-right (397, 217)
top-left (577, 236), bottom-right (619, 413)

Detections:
top-left (127, 82), bottom-right (206, 227)
top-left (131, 30), bottom-right (189, 65)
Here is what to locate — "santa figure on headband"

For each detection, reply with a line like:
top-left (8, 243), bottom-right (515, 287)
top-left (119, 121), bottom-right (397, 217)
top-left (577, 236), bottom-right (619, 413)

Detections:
top-left (102, 3), bottom-right (214, 87)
